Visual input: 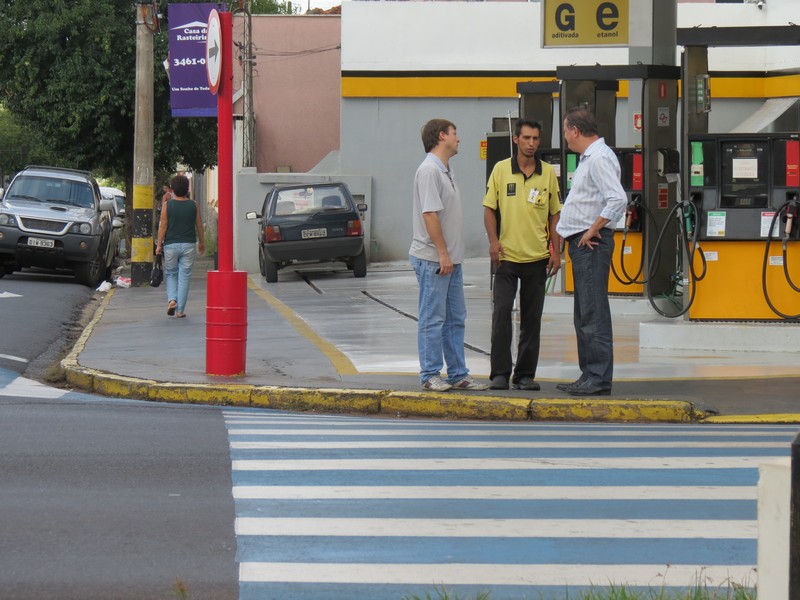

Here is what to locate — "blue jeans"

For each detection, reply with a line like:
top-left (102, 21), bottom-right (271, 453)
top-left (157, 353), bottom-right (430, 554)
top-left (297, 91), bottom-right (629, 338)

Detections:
top-left (164, 242), bottom-right (196, 314)
top-left (409, 256), bottom-right (468, 385)
top-left (568, 230), bottom-right (614, 387)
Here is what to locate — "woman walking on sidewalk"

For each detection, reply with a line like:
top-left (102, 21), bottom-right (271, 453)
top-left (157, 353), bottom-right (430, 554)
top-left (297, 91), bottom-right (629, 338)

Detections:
top-left (156, 174), bottom-right (205, 318)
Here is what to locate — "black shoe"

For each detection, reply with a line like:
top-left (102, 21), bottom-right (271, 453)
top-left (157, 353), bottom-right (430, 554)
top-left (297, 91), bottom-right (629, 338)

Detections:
top-left (556, 377), bottom-right (585, 392)
top-left (512, 377), bottom-right (540, 391)
top-left (489, 375), bottom-right (509, 390)
top-left (564, 380), bottom-right (611, 396)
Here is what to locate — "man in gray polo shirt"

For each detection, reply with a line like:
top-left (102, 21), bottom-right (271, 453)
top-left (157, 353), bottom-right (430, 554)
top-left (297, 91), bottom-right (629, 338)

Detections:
top-left (409, 118), bottom-right (487, 392)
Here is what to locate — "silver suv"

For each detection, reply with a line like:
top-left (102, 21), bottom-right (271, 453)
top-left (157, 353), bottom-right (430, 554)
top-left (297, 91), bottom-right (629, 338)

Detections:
top-left (0, 166), bottom-right (121, 286)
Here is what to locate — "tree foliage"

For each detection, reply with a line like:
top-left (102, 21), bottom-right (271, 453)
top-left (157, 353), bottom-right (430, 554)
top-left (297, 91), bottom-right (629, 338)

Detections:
top-left (0, 0), bottom-right (217, 184)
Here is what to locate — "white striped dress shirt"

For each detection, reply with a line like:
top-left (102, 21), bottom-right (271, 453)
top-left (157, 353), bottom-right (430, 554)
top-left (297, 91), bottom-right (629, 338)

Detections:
top-left (556, 137), bottom-right (627, 239)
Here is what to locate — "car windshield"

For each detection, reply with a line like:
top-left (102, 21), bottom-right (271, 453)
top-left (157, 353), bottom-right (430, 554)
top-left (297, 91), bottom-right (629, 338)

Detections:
top-left (8, 175), bottom-right (94, 208)
top-left (272, 186), bottom-right (348, 216)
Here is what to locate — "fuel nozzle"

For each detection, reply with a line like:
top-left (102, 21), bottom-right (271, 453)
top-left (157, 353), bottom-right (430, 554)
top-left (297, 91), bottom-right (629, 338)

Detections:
top-left (625, 194), bottom-right (642, 233)
top-left (682, 202), bottom-right (695, 236)
top-left (784, 196), bottom-right (798, 238)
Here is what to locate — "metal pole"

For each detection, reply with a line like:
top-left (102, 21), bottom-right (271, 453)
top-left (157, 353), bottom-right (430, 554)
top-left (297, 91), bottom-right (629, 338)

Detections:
top-left (131, 1), bottom-right (155, 286)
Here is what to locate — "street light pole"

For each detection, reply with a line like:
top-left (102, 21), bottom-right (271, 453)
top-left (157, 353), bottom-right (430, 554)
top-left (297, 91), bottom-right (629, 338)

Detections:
top-left (131, 0), bottom-right (156, 286)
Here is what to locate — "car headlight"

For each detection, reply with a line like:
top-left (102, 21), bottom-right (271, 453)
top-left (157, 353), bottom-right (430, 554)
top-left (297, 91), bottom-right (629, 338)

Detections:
top-left (0, 213), bottom-right (16, 226)
top-left (70, 222), bottom-right (92, 234)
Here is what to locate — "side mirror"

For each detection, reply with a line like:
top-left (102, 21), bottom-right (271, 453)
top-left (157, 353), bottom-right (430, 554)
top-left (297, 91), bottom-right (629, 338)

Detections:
top-left (357, 203), bottom-right (368, 212)
top-left (112, 218), bottom-right (124, 229)
top-left (99, 199), bottom-right (114, 213)
top-left (245, 211), bottom-right (261, 220)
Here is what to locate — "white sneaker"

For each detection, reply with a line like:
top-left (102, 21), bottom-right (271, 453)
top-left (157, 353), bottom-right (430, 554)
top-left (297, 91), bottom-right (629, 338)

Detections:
top-left (451, 375), bottom-right (489, 391)
top-left (422, 375), bottom-right (452, 392)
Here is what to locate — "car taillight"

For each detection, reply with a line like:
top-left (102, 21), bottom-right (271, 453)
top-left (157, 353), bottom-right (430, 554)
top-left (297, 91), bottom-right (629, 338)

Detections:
top-left (265, 225), bottom-right (282, 242)
top-left (346, 219), bottom-right (362, 236)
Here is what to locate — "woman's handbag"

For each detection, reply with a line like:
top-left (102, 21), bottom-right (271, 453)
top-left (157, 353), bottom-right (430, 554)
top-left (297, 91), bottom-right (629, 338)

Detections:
top-left (150, 254), bottom-right (163, 287)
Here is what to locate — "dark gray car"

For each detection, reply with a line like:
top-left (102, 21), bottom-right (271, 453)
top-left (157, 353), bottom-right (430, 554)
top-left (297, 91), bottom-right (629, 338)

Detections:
top-left (246, 182), bottom-right (368, 283)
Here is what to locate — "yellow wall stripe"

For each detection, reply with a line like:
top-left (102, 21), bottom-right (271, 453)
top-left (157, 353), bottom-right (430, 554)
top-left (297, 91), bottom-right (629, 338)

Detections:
top-left (342, 74), bottom-right (797, 100)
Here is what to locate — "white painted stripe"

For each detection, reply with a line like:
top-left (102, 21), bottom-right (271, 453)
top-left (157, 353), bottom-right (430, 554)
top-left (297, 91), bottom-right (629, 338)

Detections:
top-left (227, 427), bottom-right (793, 438)
top-left (0, 375), bottom-right (67, 398)
top-left (239, 562), bottom-right (757, 586)
top-left (232, 485), bottom-right (758, 501)
top-left (231, 456), bottom-right (770, 471)
top-left (230, 440), bottom-right (785, 449)
top-left (0, 353), bottom-right (28, 363)
top-left (235, 517), bottom-right (756, 539)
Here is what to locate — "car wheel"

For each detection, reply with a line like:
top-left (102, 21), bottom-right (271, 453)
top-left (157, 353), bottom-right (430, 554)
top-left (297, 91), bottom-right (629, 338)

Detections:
top-left (352, 249), bottom-right (367, 278)
top-left (264, 258), bottom-right (278, 283)
top-left (75, 250), bottom-right (103, 287)
top-left (258, 246), bottom-right (266, 277)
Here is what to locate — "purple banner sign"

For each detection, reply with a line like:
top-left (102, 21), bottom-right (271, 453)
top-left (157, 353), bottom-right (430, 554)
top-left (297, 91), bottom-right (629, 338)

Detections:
top-left (168, 3), bottom-right (224, 117)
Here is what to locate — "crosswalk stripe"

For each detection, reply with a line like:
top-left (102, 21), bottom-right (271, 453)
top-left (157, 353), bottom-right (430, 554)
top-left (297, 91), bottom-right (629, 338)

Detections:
top-left (225, 411), bottom-right (792, 596)
top-left (235, 517), bottom-right (756, 539)
top-left (232, 456), bottom-right (772, 471)
top-left (232, 485), bottom-right (758, 500)
top-left (226, 426), bottom-right (794, 437)
top-left (230, 440), bottom-right (785, 449)
top-left (239, 562), bottom-right (757, 587)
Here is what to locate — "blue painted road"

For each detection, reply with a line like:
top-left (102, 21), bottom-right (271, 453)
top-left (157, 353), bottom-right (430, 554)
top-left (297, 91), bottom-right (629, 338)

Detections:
top-left (224, 409), bottom-right (796, 599)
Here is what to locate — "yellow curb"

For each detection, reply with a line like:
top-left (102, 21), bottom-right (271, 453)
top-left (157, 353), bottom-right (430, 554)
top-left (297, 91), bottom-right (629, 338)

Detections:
top-left (702, 414), bottom-right (800, 424)
top-left (148, 383), bottom-right (253, 406)
top-left (251, 386), bottom-right (384, 413)
top-left (382, 392), bottom-right (530, 420)
top-left (530, 398), bottom-right (699, 423)
top-left (93, 373), bottom-right (154, 400)
top-left (64, 364), bottom-right (95, 391)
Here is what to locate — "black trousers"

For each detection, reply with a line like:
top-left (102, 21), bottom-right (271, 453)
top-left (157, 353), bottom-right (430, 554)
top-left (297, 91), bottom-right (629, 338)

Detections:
top-left (490, 259), bottom-right (548, 382)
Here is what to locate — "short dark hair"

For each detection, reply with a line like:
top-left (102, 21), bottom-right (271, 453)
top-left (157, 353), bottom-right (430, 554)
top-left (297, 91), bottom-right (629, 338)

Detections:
top-left (421, 119), bottom-right (456, 153)
top-left (564, 107), bottom-right (599, 137)
top-left (169, 174), bottom-right (190, 198)
top-left (514, 118), bottom-right (542, 138)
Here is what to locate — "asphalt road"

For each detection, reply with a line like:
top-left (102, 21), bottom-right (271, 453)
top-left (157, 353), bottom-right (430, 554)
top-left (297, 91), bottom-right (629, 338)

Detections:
top-left (0, 387), bottom-right (238, 599)
top-left (0, 268), bottom-right (94, 376)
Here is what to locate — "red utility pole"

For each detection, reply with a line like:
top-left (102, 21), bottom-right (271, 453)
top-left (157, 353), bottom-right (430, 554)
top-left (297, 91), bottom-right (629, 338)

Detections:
top-left (205, 10), bottom-right (248, 376)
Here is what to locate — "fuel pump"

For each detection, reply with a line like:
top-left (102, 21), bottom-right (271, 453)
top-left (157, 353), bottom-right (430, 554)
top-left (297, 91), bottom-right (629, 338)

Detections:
top-left (556, 65), bottom-right (681, 300)
top-left (687, 133), bottom-right (800, 321)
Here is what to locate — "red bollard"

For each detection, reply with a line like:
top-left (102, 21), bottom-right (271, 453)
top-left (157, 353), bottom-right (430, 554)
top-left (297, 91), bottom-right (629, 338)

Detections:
top-left (206, 270), bottom-right (247, 376)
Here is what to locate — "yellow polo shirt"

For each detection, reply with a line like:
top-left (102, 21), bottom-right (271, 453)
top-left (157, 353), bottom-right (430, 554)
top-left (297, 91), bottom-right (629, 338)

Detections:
top-left (483, 155), bottom-right (561, 263)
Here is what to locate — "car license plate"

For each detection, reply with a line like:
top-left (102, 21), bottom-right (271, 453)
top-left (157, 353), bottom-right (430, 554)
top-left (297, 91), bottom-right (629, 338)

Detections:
top-left (301, 228), bottom-right (327, 239)
top-left (27, 237), bottom-right (55, 248)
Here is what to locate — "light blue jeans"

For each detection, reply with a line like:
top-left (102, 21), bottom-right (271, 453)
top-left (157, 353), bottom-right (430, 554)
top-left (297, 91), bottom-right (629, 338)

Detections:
top-left (409, 256), bottom-right (468, 385)
top-left (164, 242), bottom-right (196, 314)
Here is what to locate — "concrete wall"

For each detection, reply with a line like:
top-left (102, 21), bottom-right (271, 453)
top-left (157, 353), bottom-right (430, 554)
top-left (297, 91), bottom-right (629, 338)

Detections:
top-left (234, 15), bottom-right (341, 174)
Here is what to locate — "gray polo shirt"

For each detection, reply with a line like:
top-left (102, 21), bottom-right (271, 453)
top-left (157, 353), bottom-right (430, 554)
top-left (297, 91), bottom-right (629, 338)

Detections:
top-left (409, 153), bottom-right (465, 264)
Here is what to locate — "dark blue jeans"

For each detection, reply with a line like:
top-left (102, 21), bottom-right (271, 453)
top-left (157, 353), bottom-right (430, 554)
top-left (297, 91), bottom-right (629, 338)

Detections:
top-left (568, 229), bottom-right (614, 388)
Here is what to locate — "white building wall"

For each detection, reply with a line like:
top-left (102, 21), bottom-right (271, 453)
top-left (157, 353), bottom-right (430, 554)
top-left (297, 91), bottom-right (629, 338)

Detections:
top-left (334, 0), bottom-right (800, 263)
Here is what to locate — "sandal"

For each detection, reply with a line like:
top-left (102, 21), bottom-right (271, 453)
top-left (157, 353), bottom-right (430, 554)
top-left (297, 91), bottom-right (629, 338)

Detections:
top-left (167, 300), bottom-right (177, 316)
top-left (175, 312), bottom-right (186, 318)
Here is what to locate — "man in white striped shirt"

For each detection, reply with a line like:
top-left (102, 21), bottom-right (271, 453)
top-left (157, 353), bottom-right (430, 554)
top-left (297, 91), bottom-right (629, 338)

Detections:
top-left (555, 107), bottom-right (627, 396)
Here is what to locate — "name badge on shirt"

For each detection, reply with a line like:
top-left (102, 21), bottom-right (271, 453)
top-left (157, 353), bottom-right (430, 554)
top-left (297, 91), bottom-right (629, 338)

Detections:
top-left (528, 188), bottom-right (546, 207)
top-left (506, 183), bottom-right (516, 196)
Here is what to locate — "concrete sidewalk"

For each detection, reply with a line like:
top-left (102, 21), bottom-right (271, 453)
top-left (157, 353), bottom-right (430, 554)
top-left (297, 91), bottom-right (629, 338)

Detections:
top-left (62, 256), bottom-right (800, 423)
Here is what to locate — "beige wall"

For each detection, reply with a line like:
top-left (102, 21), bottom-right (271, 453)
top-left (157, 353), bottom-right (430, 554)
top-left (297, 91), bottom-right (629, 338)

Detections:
top-left (235, 15), bottom-right (341, 174)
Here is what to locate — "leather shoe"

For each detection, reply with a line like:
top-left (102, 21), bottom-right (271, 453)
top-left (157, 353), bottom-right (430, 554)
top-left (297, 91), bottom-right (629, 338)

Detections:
top-left (489, 375), bottom-right (509, 390)
top-left (512, 377), bottom-right (540, 391)
top-left (564, 380), bottom-right (611, 396)
top-left (556, 377), bottom-right (585, 392)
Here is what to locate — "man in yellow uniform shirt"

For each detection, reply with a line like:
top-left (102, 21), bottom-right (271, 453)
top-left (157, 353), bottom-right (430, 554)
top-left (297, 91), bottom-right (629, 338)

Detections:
top-left (483, 118), bottom-right (561, 390)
